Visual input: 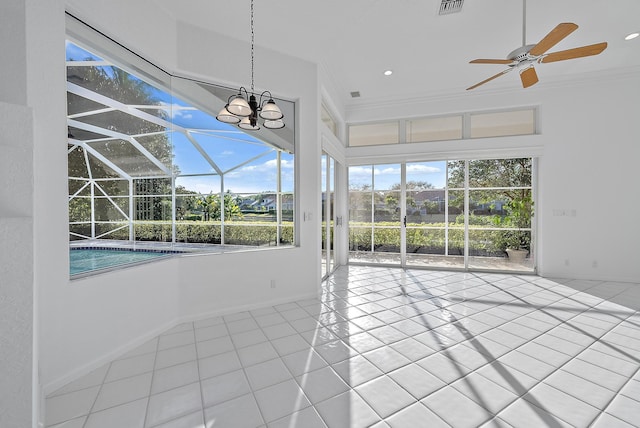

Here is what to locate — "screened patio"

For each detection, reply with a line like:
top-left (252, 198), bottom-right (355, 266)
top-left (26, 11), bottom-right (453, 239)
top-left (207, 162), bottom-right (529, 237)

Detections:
top-left (66, 38), bottom-right (296, 256)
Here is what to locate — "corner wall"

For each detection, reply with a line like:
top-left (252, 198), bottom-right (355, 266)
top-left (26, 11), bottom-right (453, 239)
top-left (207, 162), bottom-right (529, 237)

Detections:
top-left (1, 5), bottom-right (34, 428)
top-left (32, 0), bottom-right (322, 399)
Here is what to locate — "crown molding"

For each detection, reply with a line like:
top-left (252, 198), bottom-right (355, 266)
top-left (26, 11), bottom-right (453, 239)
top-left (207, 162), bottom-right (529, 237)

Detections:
top-left (344, 65), bottom-right (640, 117)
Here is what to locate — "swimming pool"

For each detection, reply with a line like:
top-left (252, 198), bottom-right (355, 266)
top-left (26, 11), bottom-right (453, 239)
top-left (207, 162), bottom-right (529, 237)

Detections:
top-left (70, 248), bottom-right (177, 276)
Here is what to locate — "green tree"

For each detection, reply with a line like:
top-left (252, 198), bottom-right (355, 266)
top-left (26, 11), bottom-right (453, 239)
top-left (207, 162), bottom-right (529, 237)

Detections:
top-left (385, 194), bottom-right (398, 210)
top-left (423, 200), bottom-right (439, 214)
top-left (67, 57), bottom-right (175, 191)
top-left (197, 191), bottom-right (243, 221)
top-left (175, 185), bottom-right (200, 220)
top-left (448, 158), bottom-right (531, 203)
top-left (493, 195), bottom-right (534, 251)
top-left (67, 51), bottom-right (178, 239)
top-left (447, 158), bottom-right (531, 215)
top-left (391, 180), bottom-right (434, 190)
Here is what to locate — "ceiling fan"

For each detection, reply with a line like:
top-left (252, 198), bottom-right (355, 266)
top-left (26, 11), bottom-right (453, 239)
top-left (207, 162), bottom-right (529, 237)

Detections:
top-left (466, 0), bottom-right (607, 90)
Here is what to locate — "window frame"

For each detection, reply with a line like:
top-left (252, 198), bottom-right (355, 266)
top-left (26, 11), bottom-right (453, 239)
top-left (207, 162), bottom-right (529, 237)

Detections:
top-left (66, 13), bottom-right (298, 278)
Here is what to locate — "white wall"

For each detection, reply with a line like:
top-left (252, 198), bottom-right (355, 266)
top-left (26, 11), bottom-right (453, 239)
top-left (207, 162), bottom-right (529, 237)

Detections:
top-left (345, 72), bottom-right (640, 282)
top-left (0, 2), bottom-right (34, 426)
top-left (536, 75), bottom-right (640, 282)
top-left (65, 0), bottom-right (177, 72)
top-left (0, 99), bottom-right (34, 428)
top-left (42, 261), bottom-right (182, 392)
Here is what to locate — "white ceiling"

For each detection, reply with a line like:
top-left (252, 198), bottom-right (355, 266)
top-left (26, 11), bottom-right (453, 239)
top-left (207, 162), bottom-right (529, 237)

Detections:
top-left (153, 0), bottom-right (640, 108)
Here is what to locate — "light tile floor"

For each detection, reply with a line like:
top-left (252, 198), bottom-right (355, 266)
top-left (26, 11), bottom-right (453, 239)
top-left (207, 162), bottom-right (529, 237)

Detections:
top-left (46, 266), bottom-right (640, 427)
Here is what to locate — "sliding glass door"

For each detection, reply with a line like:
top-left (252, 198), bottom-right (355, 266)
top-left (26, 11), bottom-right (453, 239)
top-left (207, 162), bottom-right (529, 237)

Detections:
top-left (348, 164), bottom-right (402, 265)
top-left (465, 158), bottom-right (534, 271)
top-left (405, 161), bottom-right (465, 269)
top-left (348, 158), bottom-right (535, 273)
top-left (321, 153), bottom-right (336, 278)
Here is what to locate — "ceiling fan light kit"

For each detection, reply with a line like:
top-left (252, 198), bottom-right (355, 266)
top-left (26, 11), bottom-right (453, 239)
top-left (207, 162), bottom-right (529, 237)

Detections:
top-left (466, 0), bottom-right (607, 90)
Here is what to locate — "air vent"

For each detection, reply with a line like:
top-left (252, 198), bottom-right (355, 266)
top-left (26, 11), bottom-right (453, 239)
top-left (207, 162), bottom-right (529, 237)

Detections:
top-left (439, 0), bottom-right (464, 15)
top-left (350, 91), bottom-right (361, 98)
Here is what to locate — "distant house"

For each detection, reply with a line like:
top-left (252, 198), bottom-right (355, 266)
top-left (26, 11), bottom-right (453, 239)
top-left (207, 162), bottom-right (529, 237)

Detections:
top-left (239, 193), bottom-right (293, 211)
top-left (260, 197), bottom-right (277, 210)
top-left (411, 190), bottom-right (446, 214)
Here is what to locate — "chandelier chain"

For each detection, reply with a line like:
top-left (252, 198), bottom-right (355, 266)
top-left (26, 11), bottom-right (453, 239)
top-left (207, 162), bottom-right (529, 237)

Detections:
top-left (250, 0), bottom-right (255, 93)
top-left (215, 0), bottom-right (284, 130)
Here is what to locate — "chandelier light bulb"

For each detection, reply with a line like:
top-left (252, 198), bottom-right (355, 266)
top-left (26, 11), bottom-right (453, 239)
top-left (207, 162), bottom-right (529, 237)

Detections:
top-left (264, 118), bottom-right (285, 129)
top-left (238, 116), bottom-right (260, 131)
top-left (227, 95), bottom-right (252, 117)
top-left (259, 99), bottom-right (284, 120)
top-left (216, 106), bottom-right (241, 124)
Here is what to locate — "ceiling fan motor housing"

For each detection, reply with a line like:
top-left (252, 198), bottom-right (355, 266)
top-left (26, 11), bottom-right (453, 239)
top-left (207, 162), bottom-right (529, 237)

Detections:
top-left (508, 44), bottom-right (537, 62)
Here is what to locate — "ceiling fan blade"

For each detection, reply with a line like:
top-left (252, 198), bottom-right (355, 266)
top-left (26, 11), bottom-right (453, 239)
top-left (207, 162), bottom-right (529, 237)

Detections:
top-left (520, 66), bottom-right (539, 88)
top-left (466, 68), bottom-right (513, 90)
top-left (540, 42), bottom-right (607, 63)
top-left (529, 23), bottom-right (578, 56)
top-left (470, 59), bottom-right (515, 64)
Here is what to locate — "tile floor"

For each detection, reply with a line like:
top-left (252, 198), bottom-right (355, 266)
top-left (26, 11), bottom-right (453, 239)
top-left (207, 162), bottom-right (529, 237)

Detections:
top-left (46, 266), bottom-right (640, 427)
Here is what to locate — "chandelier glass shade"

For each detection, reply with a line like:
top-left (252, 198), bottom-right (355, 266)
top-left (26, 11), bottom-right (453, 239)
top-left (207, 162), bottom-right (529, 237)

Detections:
top-left (216, 0), bottom-right (285, 131)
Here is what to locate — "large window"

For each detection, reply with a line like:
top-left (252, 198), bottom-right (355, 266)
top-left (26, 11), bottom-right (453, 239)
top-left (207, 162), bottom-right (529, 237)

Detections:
top-left (348, 158), bottom-right (534, 273)
top-left (66, 28), bottom-right (295, 257)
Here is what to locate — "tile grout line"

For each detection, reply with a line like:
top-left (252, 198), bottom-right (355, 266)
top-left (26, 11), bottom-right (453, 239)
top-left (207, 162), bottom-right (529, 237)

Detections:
top-left (79, 360), bottom-right (113, 428)
top-left (141, 333), bottom-right (160, 428)
top-left (330, 270), bottom-right (601, 425)
top-left (472, 276), bottom-right (638, 426)
top-left (143, 324), bottom-right (196, 428)
top-left (238, 308), bottom-right (273, 427)
top-left (585, 310), bottom-right (640, 427)
top-left (262, 300), bottom-right (328, 426)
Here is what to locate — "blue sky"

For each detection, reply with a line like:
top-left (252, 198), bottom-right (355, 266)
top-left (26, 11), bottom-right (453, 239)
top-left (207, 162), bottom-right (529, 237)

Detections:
top-left (66, 41), bottom-right (293, 194)
top-left (348, 162), bottom-right (447, 190)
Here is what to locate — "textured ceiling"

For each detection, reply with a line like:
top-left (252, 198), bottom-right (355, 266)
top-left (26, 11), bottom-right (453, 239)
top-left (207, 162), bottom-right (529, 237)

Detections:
top-left (153, 0), bottom-right (640, 107)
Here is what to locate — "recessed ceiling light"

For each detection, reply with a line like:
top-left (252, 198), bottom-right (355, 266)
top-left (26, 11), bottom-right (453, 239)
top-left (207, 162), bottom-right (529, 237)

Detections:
top-left (625, 32), bottom-right (639, 41)
top-left (383, 70), bottom-right (393, 76)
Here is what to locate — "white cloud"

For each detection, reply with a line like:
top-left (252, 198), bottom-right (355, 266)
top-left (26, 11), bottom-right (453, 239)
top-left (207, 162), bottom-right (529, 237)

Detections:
top-left (229, 158), bottom-right (294, 176)
top-left (176, 176), bottom-right (220, 194)
top-left (406, 164), bottom-right (441, 174)
top-left (376, 167), bottom-right (400, 175)
top-left (157, 102), bottom-right (197, 119)
top-left (348, 166), bottom-right (372, 176)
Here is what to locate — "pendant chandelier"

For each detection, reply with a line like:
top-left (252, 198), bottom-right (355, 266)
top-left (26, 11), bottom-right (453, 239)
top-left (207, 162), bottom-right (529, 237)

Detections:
top-left (216, 0), bottom-right (285, 130)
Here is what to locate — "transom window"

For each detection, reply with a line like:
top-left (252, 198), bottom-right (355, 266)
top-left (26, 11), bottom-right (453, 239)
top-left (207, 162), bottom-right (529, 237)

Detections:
top-left (349, 107), bottom-right (536, 146)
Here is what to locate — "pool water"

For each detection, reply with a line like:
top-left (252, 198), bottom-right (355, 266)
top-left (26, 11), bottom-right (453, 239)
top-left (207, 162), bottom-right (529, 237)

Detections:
top-left (70, 248), bottom-right (173, 275)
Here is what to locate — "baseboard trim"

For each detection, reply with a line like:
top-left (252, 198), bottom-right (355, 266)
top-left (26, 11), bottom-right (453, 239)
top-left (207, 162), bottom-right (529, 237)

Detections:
top-left (42, 291), bottom-right (318, 396)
